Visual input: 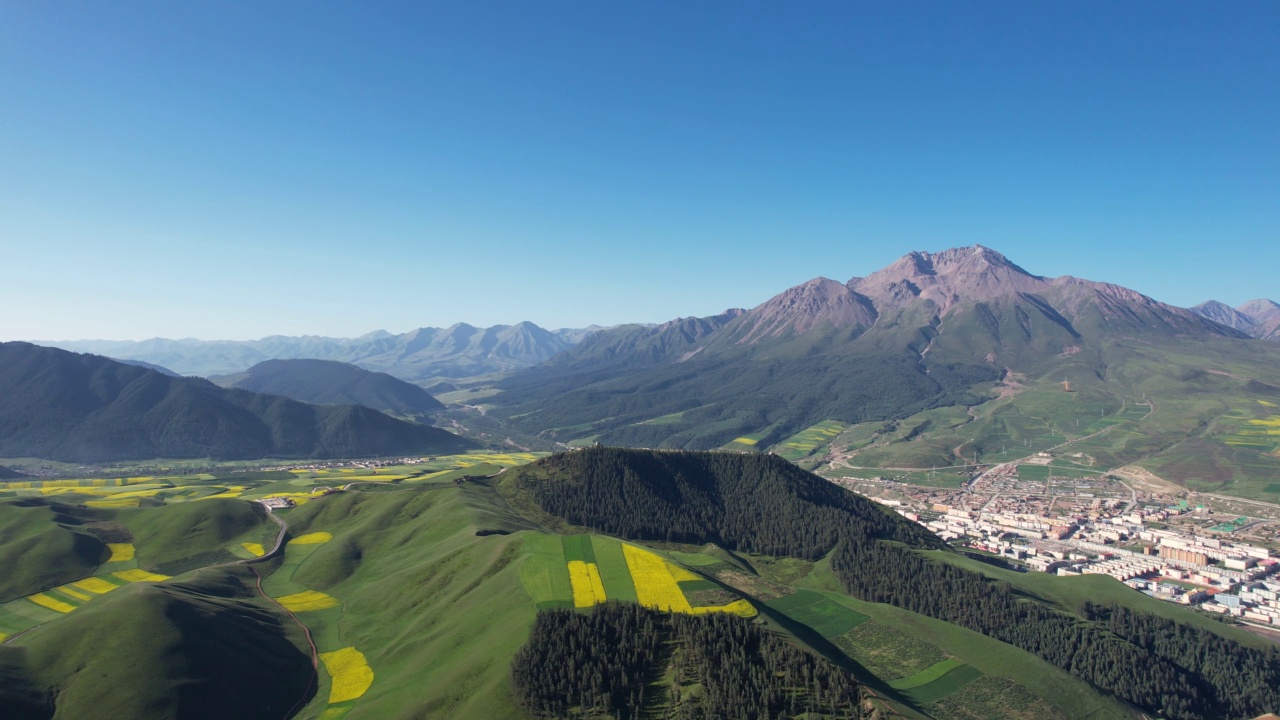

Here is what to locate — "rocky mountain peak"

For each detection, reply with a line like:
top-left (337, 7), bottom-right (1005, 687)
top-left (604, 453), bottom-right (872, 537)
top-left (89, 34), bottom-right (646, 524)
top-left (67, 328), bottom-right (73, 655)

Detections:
top-left (851, 245), bottom-right (1045, 311)
top-left (733, 277), bottom-right (877, 344)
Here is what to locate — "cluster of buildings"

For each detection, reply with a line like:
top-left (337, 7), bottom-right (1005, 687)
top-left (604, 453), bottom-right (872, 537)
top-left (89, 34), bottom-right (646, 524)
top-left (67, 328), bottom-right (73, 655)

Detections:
top-left (1203, 581), bottom-right (1280, 625)
top-left (877, 481), bottom-right (1280, 625)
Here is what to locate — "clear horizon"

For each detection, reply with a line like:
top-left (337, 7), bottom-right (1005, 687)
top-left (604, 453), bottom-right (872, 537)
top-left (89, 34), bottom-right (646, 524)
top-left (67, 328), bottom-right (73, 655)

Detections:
top-left (3, 3), bottom-right (1276, 342)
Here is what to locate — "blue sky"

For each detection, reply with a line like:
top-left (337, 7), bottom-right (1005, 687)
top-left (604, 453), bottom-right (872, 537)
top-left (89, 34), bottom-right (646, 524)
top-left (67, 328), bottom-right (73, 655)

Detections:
top-left (2, 2), bottom-right (1276, 340)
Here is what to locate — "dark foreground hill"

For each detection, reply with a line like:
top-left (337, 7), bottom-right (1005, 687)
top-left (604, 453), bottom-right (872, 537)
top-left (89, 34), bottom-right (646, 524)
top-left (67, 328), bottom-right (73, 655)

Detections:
top-left (0, 566), bottom-right (314, 720)
top-left (212, 359), bottom-right (445, 416)
top-left (0, 465), bottom-right (27, 479)
top-left (0, 343), bottom-right (473, 463)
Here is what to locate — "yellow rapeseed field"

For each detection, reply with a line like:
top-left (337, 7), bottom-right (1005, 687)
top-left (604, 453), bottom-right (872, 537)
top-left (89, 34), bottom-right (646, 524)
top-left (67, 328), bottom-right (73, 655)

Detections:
top-left (29, 593), bottom-right (76, 613)
top-left (621, 544), bottom-right (693, 613)
top-left (107, 543), bottom-right (135, 562)
top-left (276, 590), bottom-right (340, 612)
top-left (667, 563), bottom-right (703, 582)
top-left (58, 585), bottom-right (92, 601)
top-left (691, 599), bottom-right (757, 617)
top-left (73, 577), bottom-right (120, 594)
top-left (195, 486), bottom-right (246, 501)
top-left (259, 491), bottom-right (314, 505)
top-left (289, 532), bottom-right (333, 545)
top-left (241, 542), bottom-right (265, 557)
top-left (731, 437), bottom-right (758, 445)
top-left (320, 646), bottom-right (375, 703)
top-left (567, 561), bottom-right (607, 608)
top-left (113, 569), bottom-right (170, 583)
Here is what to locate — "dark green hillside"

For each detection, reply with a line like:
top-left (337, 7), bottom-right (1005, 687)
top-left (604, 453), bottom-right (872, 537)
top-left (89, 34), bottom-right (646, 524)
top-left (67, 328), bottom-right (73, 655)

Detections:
top-left (213, 359), bottom-right (445, 416)
top-left (503, 447), bottom-right (940, 558)
top-left (0, 465), bottom-right (28, 479)
top-left (0, 500), bottom-right (105, 602)
top-left (513, 604), bottom-right (867, 719)
top-left (0, 343), bottom-right (473, 462)
top-left (496, 345), bottom-right (997, 450)
top-left (0, 566), bottom-right (314, 720)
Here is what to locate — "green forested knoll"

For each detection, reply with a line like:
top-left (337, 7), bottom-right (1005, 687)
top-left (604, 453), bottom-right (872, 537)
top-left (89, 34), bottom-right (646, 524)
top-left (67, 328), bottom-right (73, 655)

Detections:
top-left (0, 566), bottom-right (314, 720)
top-left (512, 604), bottom-right (867, 719)
top-left (830, 539), bottom-right (1280, 720)
top-left (213, 358), bottom-right (444, 415)
top-left (0, 342), bottom-right (473, 462)
top-left (505, 447), bottom-right (940, 558)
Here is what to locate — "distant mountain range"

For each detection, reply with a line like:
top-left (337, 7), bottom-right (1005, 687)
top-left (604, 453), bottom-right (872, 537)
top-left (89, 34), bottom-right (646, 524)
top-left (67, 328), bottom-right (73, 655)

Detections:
top-left (211, 359), bottom-right (445, 417)
top-left (491, 245), bottom-right (1269, 449)
top-left (1192, 299), bottom-right (1280, 340)
top-left (42, 322), bottom-right (600, 381)
top-left (0, 343), bottom-right (473, 463)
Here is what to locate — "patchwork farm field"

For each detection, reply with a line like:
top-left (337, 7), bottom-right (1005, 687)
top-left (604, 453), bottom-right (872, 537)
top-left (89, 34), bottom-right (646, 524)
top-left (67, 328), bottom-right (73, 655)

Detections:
top-left (520, 533), bottom-right (756, 617)
top-left (0, 452), bottom-right (548, 509)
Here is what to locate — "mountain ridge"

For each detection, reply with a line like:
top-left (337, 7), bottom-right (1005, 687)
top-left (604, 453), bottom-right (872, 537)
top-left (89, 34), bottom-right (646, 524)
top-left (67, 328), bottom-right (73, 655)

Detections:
top-left (491, 245), bottom-right (1267, 450)
top-left (0, 343), bottom-right (473, 463)
top-left (39, 322), bottom-right (599, 380)
top-left (1190, 298), bottom-right (1280, 341)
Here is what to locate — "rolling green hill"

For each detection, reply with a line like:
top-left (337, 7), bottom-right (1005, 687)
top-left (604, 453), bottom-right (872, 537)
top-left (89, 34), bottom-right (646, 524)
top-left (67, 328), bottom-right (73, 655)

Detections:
top-left (0, 343), bottom-right (474, 463)
top-left (4, 449), bottom-right (1277, 719)
top-left (212, 359), bottom-right (445, 417)
top-left (0, 566), bottom-right (314, 720)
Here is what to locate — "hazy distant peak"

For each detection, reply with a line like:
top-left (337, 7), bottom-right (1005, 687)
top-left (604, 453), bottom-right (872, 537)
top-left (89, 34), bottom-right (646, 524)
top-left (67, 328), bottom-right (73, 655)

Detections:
top-left (1191, 301), bottom-right (1258, 332)
top-left (1239, 299), bottom-right (1280, 324)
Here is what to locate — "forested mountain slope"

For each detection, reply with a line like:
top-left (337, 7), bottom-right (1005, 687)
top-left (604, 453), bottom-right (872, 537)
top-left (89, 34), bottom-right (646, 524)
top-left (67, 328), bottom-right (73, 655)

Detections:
top-left (212, 359), bottom-right (444, 416)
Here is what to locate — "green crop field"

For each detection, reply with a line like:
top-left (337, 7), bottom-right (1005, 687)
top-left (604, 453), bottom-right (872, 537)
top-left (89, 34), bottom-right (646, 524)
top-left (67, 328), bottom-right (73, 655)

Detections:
top-left (775, 421), bottom-right (850, 460)
top-left (896, 663), bottom-right (985, 704)
top-left (765, 589), bottom-right (869, 638)
top-left (834, 621), bottom-right (947, 680)
top-left (590, 535), bottom-right (639, 603)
